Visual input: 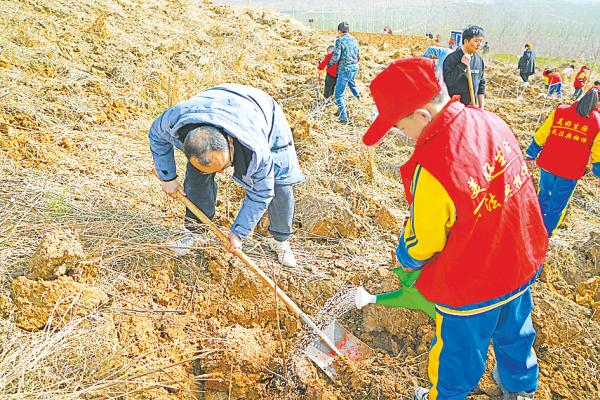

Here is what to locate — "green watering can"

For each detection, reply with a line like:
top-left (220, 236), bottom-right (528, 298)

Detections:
top-left (356, 268), bottom-right (435, 319)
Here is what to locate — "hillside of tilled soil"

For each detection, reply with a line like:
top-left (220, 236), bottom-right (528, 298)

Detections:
top-left (0, 1), bottom-right (598, 399)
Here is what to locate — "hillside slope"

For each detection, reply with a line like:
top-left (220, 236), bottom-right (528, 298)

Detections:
top-left (0, 1), bottom-right (598, 399)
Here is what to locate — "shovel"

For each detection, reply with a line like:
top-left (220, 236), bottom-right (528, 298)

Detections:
top-left (154, 172), bottom-right (372, 374)
top-left (304, 319), bottom-right (374, 379)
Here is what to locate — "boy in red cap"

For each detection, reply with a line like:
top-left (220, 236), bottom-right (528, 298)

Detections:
top-left (362, 57), bottom-right (548, 400)
top-left (571, 65), bottom-right (589, 100)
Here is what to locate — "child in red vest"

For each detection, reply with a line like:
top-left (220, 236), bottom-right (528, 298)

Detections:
top-left (526, 88), bottom-right (600, 236)
top-left (362, 57), bottom-right (548, 400)
top-left (317, 45), bottom-right (338, 102)
top-left (547, 69), bottom-right (562, 98)
top-left (571, 65), bottom-right (589, 100)
top-left (542, 68), bottom-right (551, 90)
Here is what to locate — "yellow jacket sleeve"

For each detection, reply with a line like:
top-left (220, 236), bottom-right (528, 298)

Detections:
top-left (396, 165), bottom-right (456, 269)
top-left (526, 111), bottom-right (555, 159)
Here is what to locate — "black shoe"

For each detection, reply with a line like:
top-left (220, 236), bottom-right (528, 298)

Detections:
top-left (338, 119), bottom-right (352, 125)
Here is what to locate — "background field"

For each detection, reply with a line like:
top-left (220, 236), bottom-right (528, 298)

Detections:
top-left (216, 0), bottom-right (600, 60)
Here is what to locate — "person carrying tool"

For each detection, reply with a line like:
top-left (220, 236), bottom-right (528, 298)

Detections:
top-left (317, 45), bottom-right (338, 103)
top-left (362, 57), bottom-right (548, 400)
top-left (517, 43), bottom-right (536, 86)
top-left (329, 21), bottom-right (360, 123)
top-left (572, 65), bottom-right (590, 100)
top-left (443, 25), bottom-right (486, 108)
top-left (149, 83), bottom-right (304, 267)
top-left (525, 88), bottom-right (600, 237)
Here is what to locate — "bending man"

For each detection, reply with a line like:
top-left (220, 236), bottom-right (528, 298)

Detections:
top-left (149, 84), bottom-right (304, 267)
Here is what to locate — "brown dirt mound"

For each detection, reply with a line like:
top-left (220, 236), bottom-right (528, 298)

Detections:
top-left (11, 275), bottom-right (109, 331)
top-left (1, 0), bottom-right (598, 399)
top-left (29, 228), bottom-right (86, 281)
top-left (201, 324), bottom-right (279, 399)
top-left (297, 194), bottom-right (363, 238)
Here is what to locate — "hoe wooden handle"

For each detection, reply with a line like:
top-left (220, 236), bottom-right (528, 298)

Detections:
top-left (466, 63), bottom-right (476, 107)
top-left (153, 171), bottom-right (342, 355)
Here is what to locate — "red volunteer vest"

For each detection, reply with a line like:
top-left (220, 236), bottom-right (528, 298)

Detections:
top-left (400, 99), bottom-right (548, 308)
top-left (573, 71), bottom-right (587, 88)
top-left (536, 103), bottom-right (600, 180)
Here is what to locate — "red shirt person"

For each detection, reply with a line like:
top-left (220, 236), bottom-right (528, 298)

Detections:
top-left (317, 45), bottom-right (338, 100)
top-left (547, 69), bottom-right (563, 98)
top-left (572, 65), bottom-right (590, 100)
top-left (361, 57), bottom-right (547, 400)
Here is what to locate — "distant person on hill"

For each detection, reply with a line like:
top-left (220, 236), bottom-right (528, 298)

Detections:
top-left (362, 57), bottom-right (547, 400)
top-left (317, 44), bottom-right (338, 102)
top-left (383, 25), bottom-right (393, 34)
top-left (443, 25), bottom-right (486, 108)
top-left (481, 41), bottom-right (490, 55)
top-left (525, 88), bottom-right (600, 236)
top-left (423, 46), bottom-right (452, 75)
top-left (329, 21), bottom-right (360, 123)
top-left (518, 43), bottom-right (536, 86)
top-left (562, 64), bottom-right (575, 81)
top-left (435, 33), bottom-right (440, 44)
top-left (149, 84), bottom-right (304, 267)
top-left (547, 69), bottom-right (563, 98)
top-left (572, 65), bottom-right (590, 100)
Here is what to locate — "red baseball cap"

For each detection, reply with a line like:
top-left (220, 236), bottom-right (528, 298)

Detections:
top-left (362, 57), bottom-right (441, 146)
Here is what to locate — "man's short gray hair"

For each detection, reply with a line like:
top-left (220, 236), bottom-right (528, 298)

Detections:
top-left (183, 125), bottom-right (228, 166)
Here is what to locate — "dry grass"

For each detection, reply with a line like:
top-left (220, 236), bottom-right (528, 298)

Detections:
top-left (0, 0), bottom-right (598, 399)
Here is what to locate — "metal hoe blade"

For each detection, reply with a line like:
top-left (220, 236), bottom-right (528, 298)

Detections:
top-left (304, 319), bottom-right (374, 379)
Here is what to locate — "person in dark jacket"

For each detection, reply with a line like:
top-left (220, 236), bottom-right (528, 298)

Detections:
top-left (518, 43), bottom-right (536, 85)
top-left (442, 25), bottom-right (486, 109)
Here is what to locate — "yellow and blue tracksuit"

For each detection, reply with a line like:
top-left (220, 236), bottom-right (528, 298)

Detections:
top-left (526, 111), bottom-right (600, 237)
top-left (396, 165), bottom-right (539, 399)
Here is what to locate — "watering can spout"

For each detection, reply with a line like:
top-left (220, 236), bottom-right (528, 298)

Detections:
top-left (355, 286), bottom-right (377, 310)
